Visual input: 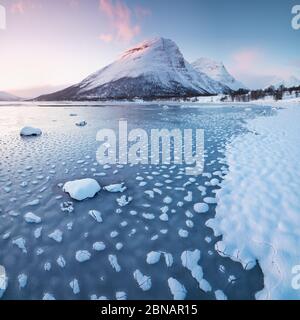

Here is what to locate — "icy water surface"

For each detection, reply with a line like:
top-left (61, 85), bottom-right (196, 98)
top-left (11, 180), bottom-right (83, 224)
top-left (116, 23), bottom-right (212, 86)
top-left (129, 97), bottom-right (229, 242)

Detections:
top-left (0, 103), bottom-right (274, 300)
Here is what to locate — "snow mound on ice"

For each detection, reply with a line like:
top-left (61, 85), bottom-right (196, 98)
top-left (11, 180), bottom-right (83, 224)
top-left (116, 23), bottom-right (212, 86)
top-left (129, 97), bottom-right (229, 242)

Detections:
top-left (206, 104), bottom-right (300, 300)
top-left (20, 127), bottom-right (42, 137)
top-left (63, 178), bottom-right (101, 201)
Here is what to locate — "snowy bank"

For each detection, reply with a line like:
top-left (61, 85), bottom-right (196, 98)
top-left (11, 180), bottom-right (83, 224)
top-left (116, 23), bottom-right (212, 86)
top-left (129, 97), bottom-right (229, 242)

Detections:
top-left (206, 103), bottom-right (300, 299)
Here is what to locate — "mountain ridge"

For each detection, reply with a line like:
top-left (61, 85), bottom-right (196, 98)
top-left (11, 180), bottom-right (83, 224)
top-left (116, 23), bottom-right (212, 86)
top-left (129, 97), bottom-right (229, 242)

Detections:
top-left (36, 37), bottom-right (231, 101)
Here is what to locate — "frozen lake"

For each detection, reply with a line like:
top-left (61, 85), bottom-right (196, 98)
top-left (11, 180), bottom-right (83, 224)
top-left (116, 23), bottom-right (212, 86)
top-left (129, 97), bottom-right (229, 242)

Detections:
top-left (0, 103), bottom-right (275, 300)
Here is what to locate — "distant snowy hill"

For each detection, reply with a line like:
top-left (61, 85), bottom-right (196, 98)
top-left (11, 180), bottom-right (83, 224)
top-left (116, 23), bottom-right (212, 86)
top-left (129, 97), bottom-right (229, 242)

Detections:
top-left (266, 75), bottom-right (300, 89)
top-left (36, 38), bottom-right (230, 101)
top-left (0, 91), bottom-right (21, 101)
top-left (192, 57), bottom-right (247, 91)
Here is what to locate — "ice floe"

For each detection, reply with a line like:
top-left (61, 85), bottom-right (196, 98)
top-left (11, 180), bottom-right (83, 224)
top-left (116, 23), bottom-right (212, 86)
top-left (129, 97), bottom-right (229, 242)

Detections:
top-left (168, 278), bottom-right (187, 300)
top-left (133, 270), bottom-right (152, 291)
top-left (12, 237), bottom-right (27, 253)
top-left (88, 210), bottom-right (103, 223)
top-left (116, 195), bottom-right (132, 207)
top-left (193, 203), bottom-right (209, 214)
top-left (70, 279), bottom-right (80, 295)
top-left (146, 251), bottom-right (161, 265)
top-left (0, 265), bottom-right (8, 299)
top-left (24, 212), bottom-right (42, 224)
top-left (63, 178), bottom-right (101, 201)
top-left (93, 242), bottom-right (106, 251)
top-left (75, 250), bottom-right (91, 263)
top-left (48, 229), bottom-right (63, 243)
top-left (18, 274), bottom-right (28, 289)
top-left (104, 183), bottom-right (126, 193)
top-left (214, 290), bottom-right (227, 300)
top-left (108, 255), bottom-right (121, 272)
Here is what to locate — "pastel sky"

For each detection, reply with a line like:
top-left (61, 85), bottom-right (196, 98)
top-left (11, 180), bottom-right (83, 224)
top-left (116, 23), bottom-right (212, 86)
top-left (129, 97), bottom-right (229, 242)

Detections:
top-left (0, 0), bottom-right (299, 97)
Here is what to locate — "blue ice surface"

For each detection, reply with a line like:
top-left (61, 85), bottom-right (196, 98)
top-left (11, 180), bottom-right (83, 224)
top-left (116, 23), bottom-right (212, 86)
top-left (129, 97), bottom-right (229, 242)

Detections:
top-left (0, 103), bottom-right (274, 300)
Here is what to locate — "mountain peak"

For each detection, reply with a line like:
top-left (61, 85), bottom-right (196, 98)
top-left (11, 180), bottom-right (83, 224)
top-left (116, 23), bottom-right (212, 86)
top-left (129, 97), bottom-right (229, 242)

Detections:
top-left (192, 57), bottom-right (247, 91)
top-left (36, 37), bottom-right (229, 101)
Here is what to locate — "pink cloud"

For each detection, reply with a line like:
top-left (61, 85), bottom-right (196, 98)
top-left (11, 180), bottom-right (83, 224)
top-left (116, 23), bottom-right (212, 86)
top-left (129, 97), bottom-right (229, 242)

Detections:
top-left (10, 0), bottom-right (42, 14)
top-left (99, 0), bottom-right (148, 42)
top-left (11, 1), bottom-right (26, 14)
top-left (99, 33), bottom-right (113, 43)
top-left (231, 49), bottom-right (263, 74)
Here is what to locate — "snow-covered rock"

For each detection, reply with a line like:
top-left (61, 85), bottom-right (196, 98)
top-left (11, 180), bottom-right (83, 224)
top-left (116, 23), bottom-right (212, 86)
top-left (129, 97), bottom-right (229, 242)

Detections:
top-left (75, 120), bottom-right (87, 127)
top-left (63, 178), bottom-right (101, 201)
top-left (192, 57), bottom-right (247, 91)
top-left (36, 37), bottom-right (229, 101)
top-left (0, 265), bottom-right (8, 299)
top-left (20, 127), bottom-right (42, 137)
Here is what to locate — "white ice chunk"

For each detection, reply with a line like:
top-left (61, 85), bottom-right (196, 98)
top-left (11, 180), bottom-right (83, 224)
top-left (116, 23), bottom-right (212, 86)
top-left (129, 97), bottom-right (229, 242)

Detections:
top-left (146, 251), bottom-right (161, 264)
top-left (18, 273), bottom-right (28, 289)
top-left (163, 253), bottom-right (173, 267)
top-left (75, 250), bottom-right (91, 263)
top-left (168, 277), bottom-right (187, 300)
top-left (0, 265), bottom-right (8, 298)
top-left (24, 212), bottom-right (41, 224)
top-left (88, 210), bottom-right (103, 223)
top-left (193, 203), bottom-right (209, 214)
top-left (20, 126), bottom-right (42, 137)
top-left (104, 183), bottom-right (126, 193)
top-left (63, 178), bottom-right (101, 201)
top-left (116, 195), bottom-right (133, 207)
top-left (215, 290), bottom-right (227, 300)
top-left (48, 229), bottom-right (63, 243)
top-left (93, 242), bottom-right (106, 251)
top-left (70, 279), bottom-right (80, 295)
top-left (108, 254), bottom-right (121, 272)
top-left (12, 237), bottom-right (27, 253)
top-left (116, 291), bottom-right (127, 300)
top-left (57, 255), bottom-right (66, 268)
top-left (43, 293), bottom-right (56, 300)
top-left (133, 270), bottom-right (152, 291)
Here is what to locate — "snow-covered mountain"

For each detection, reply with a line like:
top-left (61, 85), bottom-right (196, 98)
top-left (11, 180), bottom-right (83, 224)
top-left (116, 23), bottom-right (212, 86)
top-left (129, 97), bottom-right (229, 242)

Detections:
top-left (0, 91), bottom-right (21, 101)
top-left (192, 57), bottom-right (247, 91)
top-left (36, 38), bottom-right (230, 101)
top-left (266, 75), bottom-right (300, 89)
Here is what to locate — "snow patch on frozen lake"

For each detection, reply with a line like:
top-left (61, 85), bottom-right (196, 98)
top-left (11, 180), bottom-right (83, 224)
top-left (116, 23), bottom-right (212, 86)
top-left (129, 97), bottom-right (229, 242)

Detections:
top-left (207, 104), bottom-right (300, 299)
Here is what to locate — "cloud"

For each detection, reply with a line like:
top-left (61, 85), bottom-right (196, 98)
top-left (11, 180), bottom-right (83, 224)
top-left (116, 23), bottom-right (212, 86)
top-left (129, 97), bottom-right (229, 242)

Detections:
top-left (11, 1), bottom-right (26, 14)
top-left (231, 48), bottom-right (263, 74)
top-left (228, 48), bottom-right (299, 89)
top-left (10, 0), bottom-right (42, 14)
top-left (99, 0), bottom-right (149, 42)
top-left (99, 33), bottom-right (113, 43)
